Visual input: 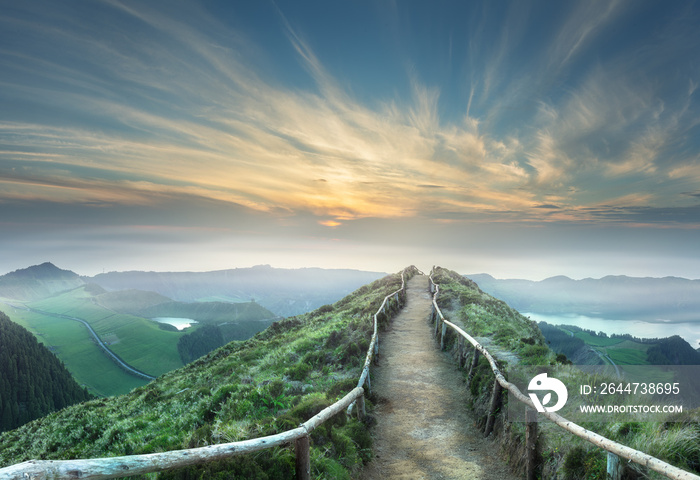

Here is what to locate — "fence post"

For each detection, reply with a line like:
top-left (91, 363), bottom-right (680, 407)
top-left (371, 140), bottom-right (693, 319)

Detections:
top-left (457, 337), bottom-right (464, 368)
top-left (374, 337), bottom-right (379, 365)
top-left (295, 435), bottom-right (310, 480)
top-left (526, 408), bottom-right (538, 480)
top-left (467, 349), bottom-right (479, 387)
top-left (357, 394), bottom-right (366, 421)
top-left (607, 452), bottom-right (622, 480)
top-left (484, 378), bottom-right (502, 437)
top-left (440, 323), bottom-right (447, 350)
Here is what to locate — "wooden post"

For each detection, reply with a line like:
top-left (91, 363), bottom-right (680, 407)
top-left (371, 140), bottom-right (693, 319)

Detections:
top-left (484, 378), bottom-right (502, 437)
top-left (607, 452), bottom-right (622, 480)
top-left (457, 338), bottom-right (464, 368)
top-left (356, 394), bottom-right (366, 421)
top-left (526, 408), bottom-right (538, 480)
top-left (467, 349), bottom-right (479, 387)
top-left (440, 323), bottom-right (447, 350)
top-left (295, 435), bottom-right (310, 480)
top-left (373, 337), bottom-right (379, 365)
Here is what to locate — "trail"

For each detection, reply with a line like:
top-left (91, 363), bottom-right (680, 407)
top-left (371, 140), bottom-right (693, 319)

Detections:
top-left (360, 275), bottom-right (517, 480)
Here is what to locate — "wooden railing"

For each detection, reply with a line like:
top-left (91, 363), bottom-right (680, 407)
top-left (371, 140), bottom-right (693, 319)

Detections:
top-left (0, 268), bottom-right (412, 480)
top-left (428, 268), bottom-right (700, 480)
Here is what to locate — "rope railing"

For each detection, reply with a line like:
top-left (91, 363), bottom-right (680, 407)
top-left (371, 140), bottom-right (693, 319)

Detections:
top-left (428, 268), bottom-right (700, 480)
top-left (0, 268), bottom-right (413, 480)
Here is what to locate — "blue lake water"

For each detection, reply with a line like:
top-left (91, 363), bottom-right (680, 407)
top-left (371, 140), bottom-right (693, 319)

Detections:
top-left (525, 312), bottom-right (700, 349)
top-left (152, 317), bottom-right (198, 330)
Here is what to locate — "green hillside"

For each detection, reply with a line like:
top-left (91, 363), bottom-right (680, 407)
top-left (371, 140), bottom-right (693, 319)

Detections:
top-left (432, 268), bottom-right (699, 478)
top-left (539, 322), bottom-right (700, 367)
top-left (431, 267), bottom-right (552, 365)
top-left (28, 287), bottom-right (185, 377)
top-left (0, 268), bottom-right (416, 479)
top-left (0, 263), bottom-right (84, 302)
top-left (0, 311), bottom-right (91, 432)
top-left (1, 282), bottom-right (279, 397)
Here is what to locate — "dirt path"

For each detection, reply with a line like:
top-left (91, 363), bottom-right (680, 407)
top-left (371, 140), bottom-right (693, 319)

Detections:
top-left (360, 275), bottom-right (517, 480)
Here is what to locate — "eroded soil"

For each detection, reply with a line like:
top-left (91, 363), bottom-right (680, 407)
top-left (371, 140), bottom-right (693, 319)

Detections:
top-left (360, 275), bottom-right (518, 480)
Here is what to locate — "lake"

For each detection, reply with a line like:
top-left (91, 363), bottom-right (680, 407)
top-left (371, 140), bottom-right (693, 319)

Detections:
top-left (525, 312), bottom-right (700, 348)
top-left (152, 317), bottom-right (198, 330)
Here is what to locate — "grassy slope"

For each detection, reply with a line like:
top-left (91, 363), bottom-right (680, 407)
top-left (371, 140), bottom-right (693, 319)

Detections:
top-left (0, 269), bottom-right (414, 479)
top-left (28, 288), bottom-right (184, 376)
top-left (1, 305), bottom-right (148, 397)
top-left (4, 287), bottom-right (279, 396)
top-left (431, 267), bottom-right (551, 365)
top-left (432, 267), bottom-right (700, 479)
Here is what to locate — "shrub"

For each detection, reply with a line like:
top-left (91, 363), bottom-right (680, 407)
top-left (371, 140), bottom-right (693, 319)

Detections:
top-left (563, 446), bottom-right (606, 480)
top-left (286, 362), bottom-right (312, 381)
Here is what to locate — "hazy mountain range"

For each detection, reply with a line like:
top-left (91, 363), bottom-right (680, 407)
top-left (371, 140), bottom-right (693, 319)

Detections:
top-left (87, 265), bottom-right (386, 317)
top-left (467, 274), bottom-right (700, 321)
top-left (0, 263), bottom-right (386, 317)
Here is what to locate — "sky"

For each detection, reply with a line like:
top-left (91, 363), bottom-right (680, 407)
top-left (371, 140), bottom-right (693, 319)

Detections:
top-left (1, 0), bottom-right (700, 280)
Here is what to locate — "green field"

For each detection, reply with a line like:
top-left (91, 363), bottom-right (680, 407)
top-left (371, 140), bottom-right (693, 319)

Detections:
top-left (574, 331), bottom-right (625, 347)
top-left (29, 288), bottom-right (185, 375)
top-left (605, 347), bottom-right (649, 365)
top-left (1, 304), bottom-right (148, 397)
top-left (2, 286), bottom-right (277, 397)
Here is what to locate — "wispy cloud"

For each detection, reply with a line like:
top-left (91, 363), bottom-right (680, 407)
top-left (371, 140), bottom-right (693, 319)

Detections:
top-left (1, 0), bottom-right (699, 234)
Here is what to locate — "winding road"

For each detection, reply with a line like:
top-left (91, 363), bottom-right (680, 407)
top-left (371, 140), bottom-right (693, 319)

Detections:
top-left (7, 302), bottom-right (155, 381)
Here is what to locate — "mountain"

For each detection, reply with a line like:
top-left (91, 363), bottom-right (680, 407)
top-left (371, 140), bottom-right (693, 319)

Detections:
top-left (0, 311), bottom-right (91, 432)
top-left (0, 263), bottom-right (84, 301)
top-left (88, 265), bottom-right (386, 317)
top-left (467, 273), bottom-right (700, 321)
top-left (0, 269), bottom-right (412, 478)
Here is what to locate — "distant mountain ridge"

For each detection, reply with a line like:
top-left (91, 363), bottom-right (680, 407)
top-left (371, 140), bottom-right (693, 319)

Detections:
top-left (467, 273), bottom-right (700, 321)
top-left (0, 263), bottom-right (386, 317)
top-left (0, 263), bottom-right (84, 301)
top-left (87, 264), bottom-right (386, 317)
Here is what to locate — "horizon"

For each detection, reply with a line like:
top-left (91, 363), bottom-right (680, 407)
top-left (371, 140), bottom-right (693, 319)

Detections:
top-left (4, 260), bottom-right (700, 283)
top-left (2, 1), bottom-right (699, 281)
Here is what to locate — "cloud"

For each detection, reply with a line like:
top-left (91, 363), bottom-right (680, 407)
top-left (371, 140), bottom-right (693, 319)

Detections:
top-left (1, 0), bottom-right (700, 235)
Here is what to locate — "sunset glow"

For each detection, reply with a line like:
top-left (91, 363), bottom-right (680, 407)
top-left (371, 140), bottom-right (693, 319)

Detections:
top-left (1, 1), bottom-right (699, 278)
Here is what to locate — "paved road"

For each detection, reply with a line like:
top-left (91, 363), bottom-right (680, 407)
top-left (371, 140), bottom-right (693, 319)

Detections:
top-left (360, 275), bottom-right (517, 480)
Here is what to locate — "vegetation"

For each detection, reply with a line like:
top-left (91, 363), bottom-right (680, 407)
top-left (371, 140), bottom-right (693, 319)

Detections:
top-left (540, 322), bottom-right (700, 367)
top-left (177, 325), bottom-right (225, 364)
top-left (0, 268), bottom-right (416, 479)
top-left (3, 304), bottom-right (151, 397)
top-left (0, 311), bottom-right (91, 432)
top-left (431, 267), bottom-right (552, 365)
top-left (432, 267), bottom-right (700, 479)
top-left (2, 284), bottom-right (278, 396)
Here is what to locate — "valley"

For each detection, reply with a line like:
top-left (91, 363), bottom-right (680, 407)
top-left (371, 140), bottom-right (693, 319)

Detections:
top-left (0, 263), bottom-right (384, 397)
top-left (0, 264), bottom-right (698, 480)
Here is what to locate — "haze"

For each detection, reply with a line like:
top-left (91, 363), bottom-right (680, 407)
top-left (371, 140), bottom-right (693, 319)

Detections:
top-left (1, 1), bottom-right (699, 279)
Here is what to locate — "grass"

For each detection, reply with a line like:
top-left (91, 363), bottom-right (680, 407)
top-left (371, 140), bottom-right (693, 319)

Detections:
top-left (431, 267), bottom-right (552, 365)
top-left (1, 304), bottom-right (148, 396)
top-left (28, 288), bottom-right (185, 375)
top-left (605, 347), bottom-right (648, 365)
top-left (0, 267), bottom-right (417, 479)
top-left (3, 285), bottom-right (276, 396)
top-left (430, 267), bottom-right (700, 479)
top-left (573, 331), bottom-right (624, 347)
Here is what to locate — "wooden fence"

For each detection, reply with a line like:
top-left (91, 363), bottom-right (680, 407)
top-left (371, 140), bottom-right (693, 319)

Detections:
top-left (428, 268), bottom-right (700, 480)
top-left (0, 268), bottom-right (412, 480)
